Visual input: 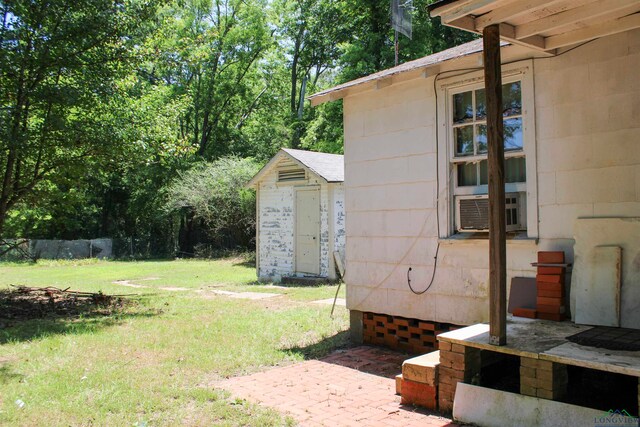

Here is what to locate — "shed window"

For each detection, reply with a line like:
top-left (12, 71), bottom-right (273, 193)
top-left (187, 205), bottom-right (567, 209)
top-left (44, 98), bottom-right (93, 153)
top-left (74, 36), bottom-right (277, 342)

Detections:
top-left (278, 168), bottom-right (306, 182)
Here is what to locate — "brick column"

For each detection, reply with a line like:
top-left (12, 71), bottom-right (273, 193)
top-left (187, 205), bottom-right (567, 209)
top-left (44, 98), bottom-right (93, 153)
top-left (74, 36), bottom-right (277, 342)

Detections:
top-left (438, 341), bottom-right (481, 412)
top-left (520, 357), bottom-right (567, 400)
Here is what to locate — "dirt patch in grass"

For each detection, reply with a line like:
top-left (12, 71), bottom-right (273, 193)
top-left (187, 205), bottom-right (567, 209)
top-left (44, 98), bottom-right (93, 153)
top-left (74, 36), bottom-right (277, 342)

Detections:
top-left (0, 286), bottom-right (135, 321)
top-left (113, 280), bottom-right (148, 289)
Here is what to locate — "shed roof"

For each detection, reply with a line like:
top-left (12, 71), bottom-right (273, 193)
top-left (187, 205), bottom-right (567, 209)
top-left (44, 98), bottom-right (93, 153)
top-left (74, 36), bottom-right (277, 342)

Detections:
top-left (282, 148), bottom-right (344, 182)
top-left (309, 39), bottom-right (504, 106)
top-left (246, 148), bottom-right (344, 188)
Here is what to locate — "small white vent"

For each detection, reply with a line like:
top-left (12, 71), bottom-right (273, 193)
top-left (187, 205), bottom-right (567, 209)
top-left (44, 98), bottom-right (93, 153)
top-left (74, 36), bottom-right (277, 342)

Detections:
top-left (456, 193), bottom-right (524, 232)
top-left (278, 168), bottom-right (306, 182)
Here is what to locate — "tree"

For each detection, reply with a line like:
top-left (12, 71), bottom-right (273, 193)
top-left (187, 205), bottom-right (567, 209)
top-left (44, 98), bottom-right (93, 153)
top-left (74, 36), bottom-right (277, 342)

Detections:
top-left (301, 0), bottom-right (476, 152)
top-left (0, 0), bottom-right (161, 235)
top-left (149, 0), bottom-right (274, 159)
top-left (165, 156), bottom-right (260, 250)
top-left (275, 0), bottom-right (351, 148)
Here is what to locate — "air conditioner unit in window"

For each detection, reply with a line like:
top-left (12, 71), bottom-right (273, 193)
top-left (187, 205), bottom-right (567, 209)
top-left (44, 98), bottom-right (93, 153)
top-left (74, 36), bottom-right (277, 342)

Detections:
top-left (455, 193), bottom-right (525, 232)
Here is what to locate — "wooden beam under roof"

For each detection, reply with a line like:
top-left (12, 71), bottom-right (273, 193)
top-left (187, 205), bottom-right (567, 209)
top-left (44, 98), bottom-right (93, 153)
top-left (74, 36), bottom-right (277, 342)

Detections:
top-left (430, 0), bottom-right (640, 54)
top-left (516, 0), bottom-right (639, 39)
top-left (545, 12), bottom-right (640, 49)
top-left (437, 0), bottom-right (511, 23)
top-left (450, 16), bottom-right (556, 54)
top-left (474, 0), bottom-right (565, 30)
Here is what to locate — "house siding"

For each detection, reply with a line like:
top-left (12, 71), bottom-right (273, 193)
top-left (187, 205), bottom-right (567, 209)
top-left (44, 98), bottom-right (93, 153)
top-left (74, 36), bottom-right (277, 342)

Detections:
top-left (343, 29), bottom-right (640, 325)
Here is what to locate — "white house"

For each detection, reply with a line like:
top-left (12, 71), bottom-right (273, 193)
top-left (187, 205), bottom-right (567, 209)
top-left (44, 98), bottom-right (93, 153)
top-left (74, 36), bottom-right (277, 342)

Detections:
top-left (310, 1), bottom-right (640, 421)
top-left (247, 148), bottom-right (345, 282)
top-left (310, 29), bottom-right (640, 340)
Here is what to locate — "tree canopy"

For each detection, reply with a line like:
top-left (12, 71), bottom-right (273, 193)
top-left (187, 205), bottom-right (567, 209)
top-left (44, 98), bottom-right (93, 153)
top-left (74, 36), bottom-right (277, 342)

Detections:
top-left (0, 0), bottom-right (474, 255)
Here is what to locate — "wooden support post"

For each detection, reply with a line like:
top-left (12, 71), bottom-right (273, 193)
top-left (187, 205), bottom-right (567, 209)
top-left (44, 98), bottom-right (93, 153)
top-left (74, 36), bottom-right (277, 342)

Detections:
top-left (483, 24), bottom-right (507, 346)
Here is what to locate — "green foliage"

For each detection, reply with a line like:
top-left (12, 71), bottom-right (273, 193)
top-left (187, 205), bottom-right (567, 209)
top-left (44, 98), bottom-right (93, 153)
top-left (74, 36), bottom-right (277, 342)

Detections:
top-left (1, 0), bottom-right (477, 252)
top-left (165, 156), bottom-right (260, 249)
top-left (0, 0), bottom-right (164, 234)
top-left (148, 0), bottom-right (275, 158)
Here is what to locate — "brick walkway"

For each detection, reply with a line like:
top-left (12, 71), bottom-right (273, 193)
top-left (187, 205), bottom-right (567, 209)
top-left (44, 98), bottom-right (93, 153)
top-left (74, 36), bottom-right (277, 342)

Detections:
top-left (217, 346), bottom-right (458, 426)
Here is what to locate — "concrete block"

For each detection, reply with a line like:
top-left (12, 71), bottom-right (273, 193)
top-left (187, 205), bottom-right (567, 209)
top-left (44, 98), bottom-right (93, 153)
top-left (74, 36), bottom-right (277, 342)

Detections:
top-left (402, 351), bottom-right (439, 386)
top-left (453, 383), bottom-right (602, 427)
top-left (519, 366), bottom-right (536, 378)
top-left (395, 374), bottom-right (403, 395)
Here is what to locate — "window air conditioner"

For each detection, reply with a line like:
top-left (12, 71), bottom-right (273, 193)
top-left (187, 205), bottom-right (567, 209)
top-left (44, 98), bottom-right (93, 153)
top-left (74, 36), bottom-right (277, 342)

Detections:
top-left (455, 193), bottom-right (525, 232)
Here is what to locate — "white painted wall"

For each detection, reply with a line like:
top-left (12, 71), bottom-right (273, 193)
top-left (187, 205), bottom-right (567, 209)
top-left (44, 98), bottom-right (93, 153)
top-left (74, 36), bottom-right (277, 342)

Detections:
top-left (256, 160), bottom-right (345, 281)
top-left (343, 29), bottom-right (640, 325)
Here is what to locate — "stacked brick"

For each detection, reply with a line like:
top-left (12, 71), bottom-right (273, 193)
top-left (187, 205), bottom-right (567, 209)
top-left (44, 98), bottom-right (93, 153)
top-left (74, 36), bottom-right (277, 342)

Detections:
top-left (362, 312), bottom-right (459, 354)
top-left (437, 341), bottom-right (481, 413)
top-left (520, 357), bottom-right (568, 400)
top-left (397, 350), bottom-right (440, 410)
top-left (536, 251), bottom-right (566, 321)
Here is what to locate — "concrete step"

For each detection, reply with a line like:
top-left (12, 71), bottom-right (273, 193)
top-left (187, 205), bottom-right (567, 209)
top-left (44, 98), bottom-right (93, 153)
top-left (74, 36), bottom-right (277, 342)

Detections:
top-left (402, 350), bottom-right (440, 386)
top-left (399, 350), bottom-right (441, 410)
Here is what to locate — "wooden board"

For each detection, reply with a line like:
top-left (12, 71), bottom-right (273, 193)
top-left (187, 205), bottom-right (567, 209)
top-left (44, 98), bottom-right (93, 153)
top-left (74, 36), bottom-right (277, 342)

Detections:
top-left (507, 277), bottom-right (537, 313)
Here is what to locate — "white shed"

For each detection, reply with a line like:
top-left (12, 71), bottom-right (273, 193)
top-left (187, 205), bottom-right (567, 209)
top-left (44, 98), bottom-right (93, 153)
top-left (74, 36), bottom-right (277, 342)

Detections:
top-left (247, 148), bottom-right (345, 282)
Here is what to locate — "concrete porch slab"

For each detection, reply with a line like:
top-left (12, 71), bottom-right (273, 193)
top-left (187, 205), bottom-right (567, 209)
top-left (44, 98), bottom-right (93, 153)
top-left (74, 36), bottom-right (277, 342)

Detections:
top-left (437, 317), bottom-right (640, 377)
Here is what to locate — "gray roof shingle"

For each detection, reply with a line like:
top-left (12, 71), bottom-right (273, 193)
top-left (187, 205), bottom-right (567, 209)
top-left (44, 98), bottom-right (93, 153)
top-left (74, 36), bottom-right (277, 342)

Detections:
top-left (282, 148), bottom-right (344, 182)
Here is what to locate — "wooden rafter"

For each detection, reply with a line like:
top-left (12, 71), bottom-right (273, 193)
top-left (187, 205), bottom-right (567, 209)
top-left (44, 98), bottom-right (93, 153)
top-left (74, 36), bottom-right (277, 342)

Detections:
top-left (430, 0), bottom-right (640, 53)
top-left (516, 0), bottom-right (640, 39)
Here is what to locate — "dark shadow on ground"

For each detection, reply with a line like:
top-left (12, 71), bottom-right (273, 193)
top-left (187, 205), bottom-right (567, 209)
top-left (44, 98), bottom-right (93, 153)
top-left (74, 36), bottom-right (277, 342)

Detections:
top-left (0, 364), bottom-right (24, 384)
top-left (285, 333), bottom-right (410, 379)
top-left (284, 330), bottom-right (351, 360)
top-left (0, 290), bottom-right (160, 344)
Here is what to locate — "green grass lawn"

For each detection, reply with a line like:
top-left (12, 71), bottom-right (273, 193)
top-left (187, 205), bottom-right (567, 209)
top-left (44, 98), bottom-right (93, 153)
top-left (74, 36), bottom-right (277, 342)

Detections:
top-left (0, 258), bottom-right (349, 426)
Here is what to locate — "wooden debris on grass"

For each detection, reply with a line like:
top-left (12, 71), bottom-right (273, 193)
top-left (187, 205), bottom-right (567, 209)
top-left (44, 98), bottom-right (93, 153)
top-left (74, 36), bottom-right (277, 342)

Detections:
top-left (0, 285), bottom-right (136, 320)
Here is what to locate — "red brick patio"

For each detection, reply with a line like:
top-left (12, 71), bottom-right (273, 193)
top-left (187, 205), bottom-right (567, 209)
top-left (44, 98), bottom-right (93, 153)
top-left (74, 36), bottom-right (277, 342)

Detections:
top-left (217, 346), bottom-right (458, 426)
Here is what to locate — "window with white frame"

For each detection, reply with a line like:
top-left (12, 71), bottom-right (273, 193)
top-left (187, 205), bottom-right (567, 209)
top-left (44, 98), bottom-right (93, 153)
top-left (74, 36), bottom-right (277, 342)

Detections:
top-left (451, 78), bottom-right (526, 193)
top-left (437, 65), bottom-right (538, 237)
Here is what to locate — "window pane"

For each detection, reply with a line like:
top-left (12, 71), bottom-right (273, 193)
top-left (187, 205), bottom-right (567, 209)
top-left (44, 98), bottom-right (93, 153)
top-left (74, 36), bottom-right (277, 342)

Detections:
top-left (479, 160), bottom-right (487, 185)
top-left (479, 159), bottom-right (526, 184)
top-left (476, 124), bottom-right (487, 154)
top-left (457, 163), bottom-right (477, 186)
top-left (476, 88), bottom-right (486, 120)
top-left (453, 91), bottom-right (473, 124)
top-left (503, 81), bottom-right (522, 117)
top-left (505, 157), bottom-right (526, 183)
top-left (455, 126), bottom-right (474, 156)
top-left (504, 117), bottom-right (523, 151)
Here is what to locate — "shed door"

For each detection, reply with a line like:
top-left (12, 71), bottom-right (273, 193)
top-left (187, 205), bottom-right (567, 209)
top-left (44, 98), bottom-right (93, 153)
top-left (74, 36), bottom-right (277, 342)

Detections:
top-left (296, 188), bottom-right (320, 275)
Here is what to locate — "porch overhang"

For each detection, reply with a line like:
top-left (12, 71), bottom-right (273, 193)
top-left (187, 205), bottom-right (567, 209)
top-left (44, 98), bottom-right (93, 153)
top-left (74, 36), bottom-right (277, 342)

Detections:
top-left (428, 0), bottom-right (640, 55)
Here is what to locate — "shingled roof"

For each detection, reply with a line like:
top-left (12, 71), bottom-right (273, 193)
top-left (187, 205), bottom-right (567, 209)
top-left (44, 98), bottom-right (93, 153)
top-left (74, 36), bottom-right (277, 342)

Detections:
top-left (246, 148), bottom-right (344, 188)
top-left (309, 39), bottom-right (508, 106)
top-left (282, 148), bottom-right (344, 182)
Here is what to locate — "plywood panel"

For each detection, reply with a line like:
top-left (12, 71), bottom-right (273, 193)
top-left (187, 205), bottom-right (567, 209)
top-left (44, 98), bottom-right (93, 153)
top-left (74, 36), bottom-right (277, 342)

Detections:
top-left (574, 246), bottom-right (621, 327)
